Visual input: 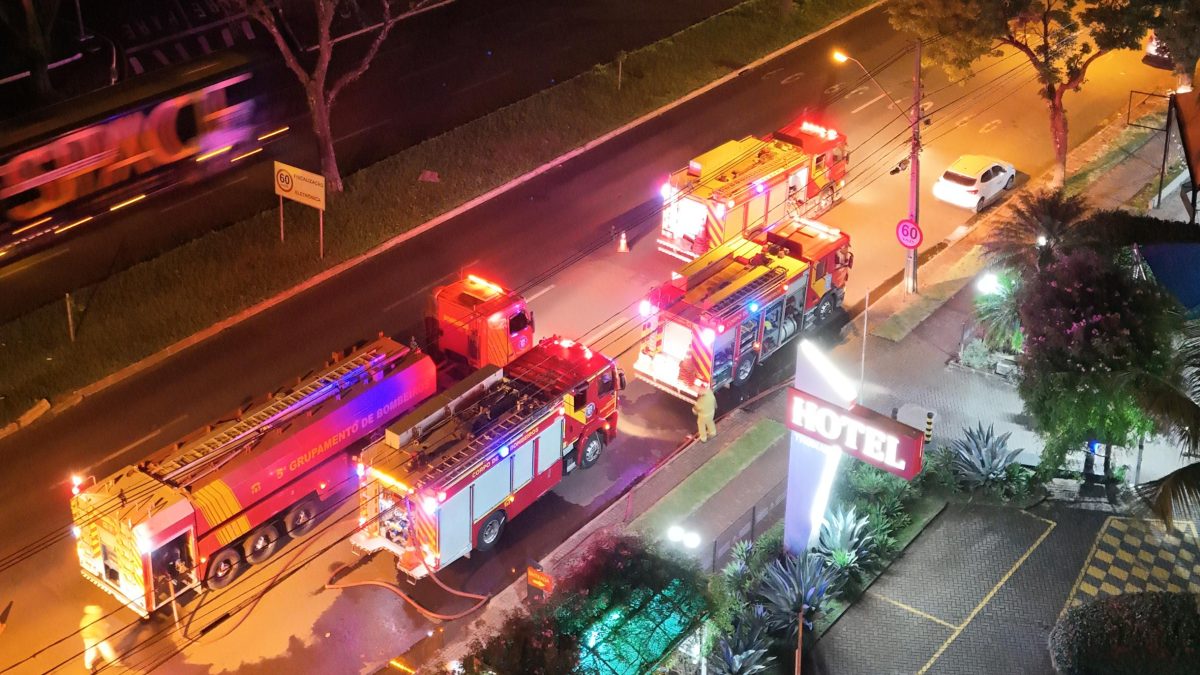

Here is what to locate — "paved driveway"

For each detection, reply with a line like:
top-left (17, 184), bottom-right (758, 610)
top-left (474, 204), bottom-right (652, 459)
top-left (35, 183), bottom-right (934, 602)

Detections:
top-left (808, 502), bottom-right (1195, 675)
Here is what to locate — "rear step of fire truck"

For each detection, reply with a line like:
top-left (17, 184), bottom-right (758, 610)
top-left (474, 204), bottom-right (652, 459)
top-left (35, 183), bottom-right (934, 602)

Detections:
top-left (150, 345), bottom-right (395, 486)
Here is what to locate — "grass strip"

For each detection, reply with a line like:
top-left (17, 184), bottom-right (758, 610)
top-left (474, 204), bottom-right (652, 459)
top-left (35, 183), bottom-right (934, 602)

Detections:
top-left (1065, 111), bottom-right (1167, 197)
top-left (630, 418), bottom-right (787, 537)
top-left (870, 246), bottom-right (985, 342)
top-left (0, 0), bottom-right (874, 425)
top-left (813, 495), bottom-right (947, 637)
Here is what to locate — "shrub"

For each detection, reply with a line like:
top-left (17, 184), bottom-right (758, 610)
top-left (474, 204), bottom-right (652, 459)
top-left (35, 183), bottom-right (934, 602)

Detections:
top-left (959, 338), bottom-right (993, 370)
top-left (754, 552), bottom-right (842, 643)
top-left (814, 505), bottom-right (875, 580)
top-left (1049, 592), bottom-right (1200, 674)
top-left (708, 605), bottom-right (776, 675)
top-left (949, 423), bottom-right (1023, 489)
top-left (462, 608), bottom-right (581, 675)
top-left (917, 445), bottom-right (957, 490)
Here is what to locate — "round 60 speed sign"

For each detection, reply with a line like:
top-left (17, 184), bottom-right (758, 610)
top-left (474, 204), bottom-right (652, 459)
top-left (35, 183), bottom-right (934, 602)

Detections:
top-left (896, 219), bottom-right (923, 250)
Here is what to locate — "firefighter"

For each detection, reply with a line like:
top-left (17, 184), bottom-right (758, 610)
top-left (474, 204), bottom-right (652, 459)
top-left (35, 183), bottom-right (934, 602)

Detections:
top-left (80, 605), bottom-right (118, 672)
top-left (692, 383), bottom-right (717, 443)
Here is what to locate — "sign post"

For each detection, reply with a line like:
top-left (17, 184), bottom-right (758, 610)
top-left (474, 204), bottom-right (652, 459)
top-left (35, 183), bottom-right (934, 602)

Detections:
top-left (273, 161), bottom-right (326, 258)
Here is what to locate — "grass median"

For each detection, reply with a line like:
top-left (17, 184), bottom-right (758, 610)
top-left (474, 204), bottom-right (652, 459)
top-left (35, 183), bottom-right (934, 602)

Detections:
top-left (0, 0), bottom-right (875, 426)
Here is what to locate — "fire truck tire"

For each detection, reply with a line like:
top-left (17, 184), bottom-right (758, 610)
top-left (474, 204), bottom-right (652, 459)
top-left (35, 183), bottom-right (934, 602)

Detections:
top-left (816, 294), bottom-right (837, 324)
top-left (205, 549), bottom-right (242, 590)
top-left (245, 524), bottom-right (281, 564)
top-left (580, 433), bottom-right (605, 469)
top-left (815, 186), bottom-right (835, 215)
top-left (733, 354), bottom-right (756, 387)
top-left (476, 511), bottom-right (506, 551)
top-left (285, 501), bottom-right (320, 538)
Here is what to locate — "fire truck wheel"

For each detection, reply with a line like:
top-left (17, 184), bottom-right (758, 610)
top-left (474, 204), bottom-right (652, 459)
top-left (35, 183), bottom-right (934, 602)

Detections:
top-left (816, 295), bottom-right (836, 324)
top-left (205, 549), bottom-right (241, 590)
top-left (816, 187), bottom-right (835, 215)
top-left (245, 524), bottom-right (281, 564)
top-left (580, 433), bottom-right (604, 469)
top-left (285, 501), bottom-right (320, 538)
top-left (733, 354), bottom-right (756, 386)
top-left (476, 511), bottom-right (506, 551)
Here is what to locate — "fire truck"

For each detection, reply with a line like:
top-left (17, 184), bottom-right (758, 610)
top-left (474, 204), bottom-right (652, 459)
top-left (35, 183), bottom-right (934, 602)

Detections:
top-left (658, 119), bottom-right (848, 261)
top-left (352, 337), bottom-right (623, 578)
top-left (69, 273), bottom-right (533, 617)
top-left (69, 337), bottom-right (436, 617)
top-left (634, 217), bottom-right (852, 401)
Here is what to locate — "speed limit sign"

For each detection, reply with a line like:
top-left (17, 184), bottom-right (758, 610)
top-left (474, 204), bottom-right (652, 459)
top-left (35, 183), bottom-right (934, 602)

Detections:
top-left (896, 219), bottom-right (923, 249)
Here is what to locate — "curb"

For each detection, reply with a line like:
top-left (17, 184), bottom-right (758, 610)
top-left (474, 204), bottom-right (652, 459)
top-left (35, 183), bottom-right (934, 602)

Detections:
top-left (25, 0), bottom-right (888, 433)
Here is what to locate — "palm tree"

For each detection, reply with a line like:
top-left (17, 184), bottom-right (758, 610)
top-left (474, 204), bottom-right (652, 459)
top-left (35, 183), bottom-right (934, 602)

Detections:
top-left (983, 189), bottom-right (1093, 277)
top-left (1122, 321), bottom-right (1200, 526)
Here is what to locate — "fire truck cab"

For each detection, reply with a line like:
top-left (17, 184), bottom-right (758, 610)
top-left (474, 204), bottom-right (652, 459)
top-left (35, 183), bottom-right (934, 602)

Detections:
top-left (353, 337), bottom-right (622, 578)
top-left (635, 218), bottom-right (852, 401)
top-left (427, 274), bottom-right (535, 369)
top-left (658, 119), bottom-right (847, 261)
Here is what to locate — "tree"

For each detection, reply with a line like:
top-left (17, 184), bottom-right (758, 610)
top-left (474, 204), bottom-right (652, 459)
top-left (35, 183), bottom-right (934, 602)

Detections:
top-left (889, 0), bottom-right (1153, 187)
top-left (984, 189), bottom-right (1093, 276)
top-left (0, 0), bottom-right (62, 100)
top-left (229, 0), bottom-right (436, 193)
top-left (1143, 0), bottom-right (1200, 91)
top-left (1017, 248), bottom-right (1180, 478)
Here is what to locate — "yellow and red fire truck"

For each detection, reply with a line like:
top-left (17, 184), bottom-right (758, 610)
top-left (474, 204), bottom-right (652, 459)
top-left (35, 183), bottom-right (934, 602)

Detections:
top-left (69, 274), bottom-right (534, 617)
top-left (352, 337), bottom-right (623, 578)
top-left (658, 119), bottom-right (848, 261)
top-left (634, 218), bottom-right (852, 401)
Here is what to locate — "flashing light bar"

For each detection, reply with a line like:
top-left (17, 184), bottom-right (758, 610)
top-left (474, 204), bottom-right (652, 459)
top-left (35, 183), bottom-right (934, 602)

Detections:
top-left (799, 121), bottom-right (839, 140)
top-left (465, 274), bottom-right (503, 296)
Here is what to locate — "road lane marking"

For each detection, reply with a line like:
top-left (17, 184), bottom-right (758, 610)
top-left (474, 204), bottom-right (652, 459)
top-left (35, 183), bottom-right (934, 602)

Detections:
top-left (590, 317), bottom-right (631, 344)
top-left (525, 284), bottom-right (555, 303)
top-left (851, 92), bottom-right (887, 114)
top-left (781, 71), bottom-right (806, 85)
top-left (0, 247), bottom-right (69, 280)
top-left (979, 119), bottom-right (1003, 134)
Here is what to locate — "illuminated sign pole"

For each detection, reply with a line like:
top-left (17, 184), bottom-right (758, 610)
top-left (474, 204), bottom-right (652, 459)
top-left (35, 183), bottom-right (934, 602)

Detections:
top-left (782, 340), bottom-right (924, 555)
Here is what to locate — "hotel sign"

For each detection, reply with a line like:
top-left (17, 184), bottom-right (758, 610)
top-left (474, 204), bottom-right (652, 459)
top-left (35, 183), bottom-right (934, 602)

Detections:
top-left (786, 387), bottom-right (924, 480)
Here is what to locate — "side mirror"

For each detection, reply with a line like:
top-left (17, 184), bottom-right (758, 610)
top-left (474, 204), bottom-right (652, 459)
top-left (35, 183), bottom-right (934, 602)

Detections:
top-left (617, 369), bottom-right (628, 391)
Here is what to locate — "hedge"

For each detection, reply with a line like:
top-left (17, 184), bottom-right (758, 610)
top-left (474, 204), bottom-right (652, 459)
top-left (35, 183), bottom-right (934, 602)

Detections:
top-left (1049, 592), bottom-right (1200, 675)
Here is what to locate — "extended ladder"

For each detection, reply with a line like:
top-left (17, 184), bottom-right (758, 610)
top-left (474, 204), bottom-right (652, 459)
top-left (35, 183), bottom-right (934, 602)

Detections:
top-left (152, 345), bottom-right (391, 486)
top-left (709, 266), bottom-right (789, 320)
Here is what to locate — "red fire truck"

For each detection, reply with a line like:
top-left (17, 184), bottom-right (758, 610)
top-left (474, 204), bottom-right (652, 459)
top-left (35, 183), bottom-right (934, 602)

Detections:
top-left (69, 337), bottom-right (436, 617)
top-left (352, 337), bottom-right (623, 578)
top-left (69, 273), bottom-right (533, 617)
top-left (634, 218), bottom-right (852, 401)
top-left (658, 119), bottom-right (848, 261)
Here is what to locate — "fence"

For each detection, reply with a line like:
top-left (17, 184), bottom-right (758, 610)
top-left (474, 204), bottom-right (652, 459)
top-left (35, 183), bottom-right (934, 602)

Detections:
top-left (704, 477), bottom-right (788, 573)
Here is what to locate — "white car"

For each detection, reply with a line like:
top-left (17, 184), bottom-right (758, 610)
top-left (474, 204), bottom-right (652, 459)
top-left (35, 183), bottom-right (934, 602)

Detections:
top-left (932, 155), bottom-right (1016, 212)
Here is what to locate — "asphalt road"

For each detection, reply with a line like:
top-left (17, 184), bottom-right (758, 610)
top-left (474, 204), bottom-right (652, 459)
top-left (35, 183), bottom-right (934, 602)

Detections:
top-left (0, 0), bottom-right (743, 320)
top-left (0, 4), bottom-right (1173, 673)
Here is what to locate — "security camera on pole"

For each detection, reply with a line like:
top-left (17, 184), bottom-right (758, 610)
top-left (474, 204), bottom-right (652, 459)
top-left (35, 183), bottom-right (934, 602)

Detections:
top-left (834, 41), bottom-right (923, 294)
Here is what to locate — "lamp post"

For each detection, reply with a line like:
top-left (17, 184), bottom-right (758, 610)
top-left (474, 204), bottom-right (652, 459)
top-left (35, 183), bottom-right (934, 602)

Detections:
top-left (834, 43), bottom-right (923, 294)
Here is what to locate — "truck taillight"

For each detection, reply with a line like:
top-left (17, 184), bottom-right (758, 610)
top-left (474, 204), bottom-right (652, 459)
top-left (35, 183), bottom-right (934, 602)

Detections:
top-left (356, 462), bottom-right (366, 478)
top-left (700, 328), bottom-right (715, 346)
top-left (71, 526), bottom-right (81, 539)
top-left (639, 299), bottom-right (658, 318)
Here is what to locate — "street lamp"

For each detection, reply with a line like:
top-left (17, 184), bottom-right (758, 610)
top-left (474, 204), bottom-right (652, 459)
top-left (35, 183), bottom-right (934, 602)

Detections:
top-left (975, 272), bottom-right (1002, 296)
top-left (666, 525), bottom-right (701, 549)
top-left (833, 44), bottom-right (924, 295)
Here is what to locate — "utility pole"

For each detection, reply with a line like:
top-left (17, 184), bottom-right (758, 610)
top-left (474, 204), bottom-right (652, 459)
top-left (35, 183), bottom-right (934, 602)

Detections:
top-left (904, 39), bottom-right (922, 295)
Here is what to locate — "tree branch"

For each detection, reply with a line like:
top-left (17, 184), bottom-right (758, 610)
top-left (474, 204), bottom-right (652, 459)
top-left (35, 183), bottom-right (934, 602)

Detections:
top-left (1059, 48), bottom-right (1105, 94)
top-left (312, 0), bottom-right (337, 90)
top-left (246, 0), bottom-right (311, 88)
top-left (330, 0), bottom-right (394, 105)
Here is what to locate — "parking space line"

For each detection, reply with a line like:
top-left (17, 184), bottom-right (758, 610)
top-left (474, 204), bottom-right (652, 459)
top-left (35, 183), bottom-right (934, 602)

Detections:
top-left (850, 92), bottom-right (886, 114)
top-left (917, 511), bottom-right (1056, 674)
top-left (868, 591), bottom-right (957, 629)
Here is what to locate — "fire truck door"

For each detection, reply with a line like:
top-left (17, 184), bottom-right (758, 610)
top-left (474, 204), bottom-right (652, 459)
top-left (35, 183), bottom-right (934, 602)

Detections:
top-left (438, 488), bottom-right (471, 565)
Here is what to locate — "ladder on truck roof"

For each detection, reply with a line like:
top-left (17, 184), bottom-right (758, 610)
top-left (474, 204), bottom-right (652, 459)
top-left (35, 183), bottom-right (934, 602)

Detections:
top-left (417, 389), bottom-right (556, 492)
top-left (707, 266), bottom-right (789, 321)
top-left (150, 344), bottom-right (396, 487)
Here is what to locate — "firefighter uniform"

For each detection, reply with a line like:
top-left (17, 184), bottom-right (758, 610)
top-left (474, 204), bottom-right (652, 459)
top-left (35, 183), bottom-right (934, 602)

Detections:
top-left (81, 605), bottom-right (117, 672)
top-left (692, 387), bottom-right (717, 442)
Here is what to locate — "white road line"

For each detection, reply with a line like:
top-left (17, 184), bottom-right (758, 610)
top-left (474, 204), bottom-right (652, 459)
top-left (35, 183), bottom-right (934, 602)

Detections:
top-left (591, 317), bottom-right (630, 343)
top-left (335, 118), bottom-right (391, 143)
top-left (851, 92), bottom-right (887, 114)
top-left (524, 284), bottom-right (555, 303)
